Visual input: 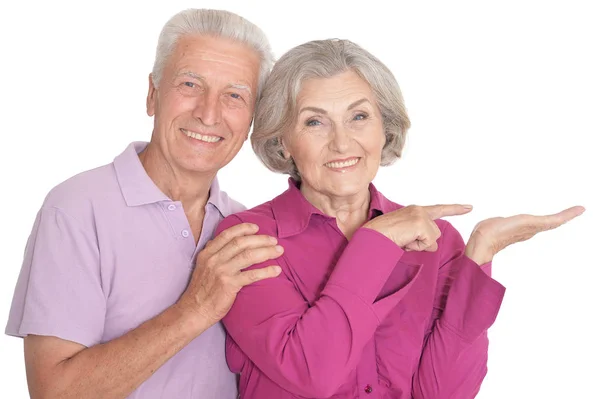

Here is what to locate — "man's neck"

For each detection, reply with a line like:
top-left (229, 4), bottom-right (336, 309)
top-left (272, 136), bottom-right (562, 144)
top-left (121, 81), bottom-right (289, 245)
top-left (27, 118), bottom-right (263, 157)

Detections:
top-left (138, 143), bottom-right (214, 218)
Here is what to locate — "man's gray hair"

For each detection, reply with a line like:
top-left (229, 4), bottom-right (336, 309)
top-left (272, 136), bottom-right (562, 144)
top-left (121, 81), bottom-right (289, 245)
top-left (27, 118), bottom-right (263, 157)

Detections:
top-left (251, 39), bottom-right (410, 180)
top-left (151, 9), bottom-right (274, 99)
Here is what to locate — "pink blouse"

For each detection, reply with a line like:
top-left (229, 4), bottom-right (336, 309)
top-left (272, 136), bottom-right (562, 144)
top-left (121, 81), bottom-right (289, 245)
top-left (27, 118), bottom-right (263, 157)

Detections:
top-left (218, 179), bottom-right (505, 398)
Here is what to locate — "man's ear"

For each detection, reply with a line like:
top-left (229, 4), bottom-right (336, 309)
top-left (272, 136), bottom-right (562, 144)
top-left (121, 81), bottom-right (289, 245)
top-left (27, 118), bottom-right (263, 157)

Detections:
top-left (245, 119), bottom-right (254, 140)
top-left (146, 73), bottom-right (157, 116)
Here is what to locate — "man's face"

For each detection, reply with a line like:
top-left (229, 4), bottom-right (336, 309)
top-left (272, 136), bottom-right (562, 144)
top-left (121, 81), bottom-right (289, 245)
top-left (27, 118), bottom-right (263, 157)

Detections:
top-left (146, 35), bottom-right (260, 176)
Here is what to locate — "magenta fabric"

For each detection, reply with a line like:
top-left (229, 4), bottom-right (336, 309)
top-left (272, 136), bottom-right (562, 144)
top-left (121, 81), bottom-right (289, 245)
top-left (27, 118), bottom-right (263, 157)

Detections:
top-left (218, 178), bottom-right (506, 399)
top-left (5, 142), bottom-right (243, 399)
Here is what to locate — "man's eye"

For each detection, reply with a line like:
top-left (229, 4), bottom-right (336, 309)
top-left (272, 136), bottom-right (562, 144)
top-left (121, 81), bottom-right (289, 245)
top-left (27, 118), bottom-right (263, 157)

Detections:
top-left (183, 82), bottom-right (195, 88)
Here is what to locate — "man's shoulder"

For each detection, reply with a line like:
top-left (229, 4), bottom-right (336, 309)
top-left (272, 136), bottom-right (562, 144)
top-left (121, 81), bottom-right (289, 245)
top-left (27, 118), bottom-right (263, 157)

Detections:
top-left (213, 189), bottom-right (247, 217)
top-left (42, 162), bottom-right (119, 218)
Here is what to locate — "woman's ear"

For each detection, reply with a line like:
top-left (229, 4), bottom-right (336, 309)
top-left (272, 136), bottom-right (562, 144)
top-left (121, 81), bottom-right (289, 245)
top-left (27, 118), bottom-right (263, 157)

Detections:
top-left (281, 137), bottom-right (291, 159)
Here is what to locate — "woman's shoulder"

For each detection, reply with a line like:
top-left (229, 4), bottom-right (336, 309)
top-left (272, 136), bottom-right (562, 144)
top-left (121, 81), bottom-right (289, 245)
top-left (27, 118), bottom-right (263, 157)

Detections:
top-left (216, 198), bottom-right (279, 236)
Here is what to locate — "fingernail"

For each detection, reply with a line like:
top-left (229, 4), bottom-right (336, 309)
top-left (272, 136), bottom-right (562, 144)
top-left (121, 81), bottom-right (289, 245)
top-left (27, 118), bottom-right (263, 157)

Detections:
top-left (463, 205), bottom-right (473, 210)
top-left (273, 266), bottom-right (282, 274)
top-left (270, 236), bottom-right (278, 244)
top-left (275, 245), bottom-right (284, 253)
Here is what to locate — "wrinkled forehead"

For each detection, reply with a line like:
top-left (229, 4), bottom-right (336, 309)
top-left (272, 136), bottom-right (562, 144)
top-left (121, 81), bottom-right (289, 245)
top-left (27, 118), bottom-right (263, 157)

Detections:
top-left (167, 34), bottom-right (260, 87)
top-left (294, 71), bottom-right (378, 111)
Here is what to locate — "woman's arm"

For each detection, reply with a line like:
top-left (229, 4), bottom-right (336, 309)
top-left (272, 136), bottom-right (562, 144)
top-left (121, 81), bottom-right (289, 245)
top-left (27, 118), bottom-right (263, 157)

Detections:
top-left (412, 206), bottom-right (583, 398)
top-left (219, 215), bottom-right (417, 398)
top-left (412, 222), bottom-right (505, 399)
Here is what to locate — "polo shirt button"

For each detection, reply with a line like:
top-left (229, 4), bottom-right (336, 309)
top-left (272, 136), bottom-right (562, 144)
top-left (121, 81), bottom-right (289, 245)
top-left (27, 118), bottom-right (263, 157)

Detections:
top-left (364, 384), bottom-right (373, 394)
top-left (181, 230), bottom-right (190, 238)
top-left (167, 204), bottom-right (176, 211)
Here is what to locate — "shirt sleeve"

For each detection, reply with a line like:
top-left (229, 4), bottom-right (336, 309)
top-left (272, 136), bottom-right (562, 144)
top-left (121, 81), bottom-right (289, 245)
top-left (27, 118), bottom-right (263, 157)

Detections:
top-left (219, 215), bottom-right (421, 398)
top-left (412, 221), bottom-right (506, 399)
top-left (4, 206), bottom-right (106, 347)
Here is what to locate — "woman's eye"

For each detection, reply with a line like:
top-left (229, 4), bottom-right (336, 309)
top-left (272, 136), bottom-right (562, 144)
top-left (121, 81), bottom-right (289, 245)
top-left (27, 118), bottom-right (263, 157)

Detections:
top-left (306, 119), bottom-right (321, 127)
top-left (353, 113), bottom-right (368, 121)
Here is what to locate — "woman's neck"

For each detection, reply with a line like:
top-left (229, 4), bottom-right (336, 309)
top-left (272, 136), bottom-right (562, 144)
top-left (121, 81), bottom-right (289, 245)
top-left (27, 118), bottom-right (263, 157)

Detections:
top-left (300, 182), bottom-right (371, 239)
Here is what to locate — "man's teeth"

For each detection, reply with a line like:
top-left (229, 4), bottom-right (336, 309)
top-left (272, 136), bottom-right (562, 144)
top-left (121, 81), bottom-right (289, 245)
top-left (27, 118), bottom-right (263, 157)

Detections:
top-left (184, 130), bottom-right (221, 143)
top-left (325, 158), bottom-right (359, 168)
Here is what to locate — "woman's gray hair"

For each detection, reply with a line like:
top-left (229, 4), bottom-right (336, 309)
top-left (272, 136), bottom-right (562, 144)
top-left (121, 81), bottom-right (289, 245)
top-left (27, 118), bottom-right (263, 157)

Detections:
top-left (151, 9), bottom-right (274, 99)
top-left (252, 39), bottom-right (410, 180)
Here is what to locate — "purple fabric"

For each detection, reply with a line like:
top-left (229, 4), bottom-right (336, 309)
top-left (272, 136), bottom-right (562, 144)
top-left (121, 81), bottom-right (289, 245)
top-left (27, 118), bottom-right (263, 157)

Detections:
top-left (5, 142), bottom-right (243, 399)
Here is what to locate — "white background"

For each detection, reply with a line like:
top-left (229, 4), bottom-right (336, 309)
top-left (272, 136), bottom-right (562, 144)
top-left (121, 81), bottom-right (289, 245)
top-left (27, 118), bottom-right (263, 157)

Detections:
top-left (0, 1), bottom-right (598, 397)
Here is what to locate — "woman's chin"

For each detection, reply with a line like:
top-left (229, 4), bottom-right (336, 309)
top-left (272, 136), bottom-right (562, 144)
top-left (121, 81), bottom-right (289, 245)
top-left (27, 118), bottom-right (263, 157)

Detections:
top-left (325, 179), bottom-right (369, 198)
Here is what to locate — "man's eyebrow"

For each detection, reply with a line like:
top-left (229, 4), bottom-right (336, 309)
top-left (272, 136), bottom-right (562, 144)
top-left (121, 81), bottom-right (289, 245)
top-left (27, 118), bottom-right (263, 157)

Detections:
top-left (178, 73), bottom-right (251, 95)
top-left (180, 71), bottom-right (205, 81)
top-left (229, 83), bottom-right (252, 94)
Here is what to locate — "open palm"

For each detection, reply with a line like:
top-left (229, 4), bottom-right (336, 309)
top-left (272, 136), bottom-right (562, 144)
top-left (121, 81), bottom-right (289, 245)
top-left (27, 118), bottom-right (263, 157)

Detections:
top-left (466, 206), bottom-right (585, 263)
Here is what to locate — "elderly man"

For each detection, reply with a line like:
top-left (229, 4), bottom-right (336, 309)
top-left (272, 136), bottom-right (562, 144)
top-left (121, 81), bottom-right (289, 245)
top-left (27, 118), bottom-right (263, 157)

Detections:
top-left (5, 9), bottom-right (281, 399)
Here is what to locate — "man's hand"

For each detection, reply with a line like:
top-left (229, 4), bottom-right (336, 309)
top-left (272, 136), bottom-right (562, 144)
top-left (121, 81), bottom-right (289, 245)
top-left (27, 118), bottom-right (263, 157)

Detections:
top-left (178, 222), bottom-right (283, 325)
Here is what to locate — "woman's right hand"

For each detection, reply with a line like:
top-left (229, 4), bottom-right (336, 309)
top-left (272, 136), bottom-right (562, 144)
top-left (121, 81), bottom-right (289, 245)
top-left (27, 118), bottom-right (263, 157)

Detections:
top-left (363, 204), bottom-right (473, 251)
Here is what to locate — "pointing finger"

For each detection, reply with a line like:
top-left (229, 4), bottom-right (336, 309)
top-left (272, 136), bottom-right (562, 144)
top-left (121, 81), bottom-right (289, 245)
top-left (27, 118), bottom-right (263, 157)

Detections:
top-left (423, 204), bottom-right (473, 220)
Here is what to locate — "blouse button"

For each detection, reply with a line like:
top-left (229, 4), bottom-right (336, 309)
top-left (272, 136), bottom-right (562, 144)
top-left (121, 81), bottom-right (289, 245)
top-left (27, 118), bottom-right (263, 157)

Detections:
top-left (364, 384), bottom-right (373, 393)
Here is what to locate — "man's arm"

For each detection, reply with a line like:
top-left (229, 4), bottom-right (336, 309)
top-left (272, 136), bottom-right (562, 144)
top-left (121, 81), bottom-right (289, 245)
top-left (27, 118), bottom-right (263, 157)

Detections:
top-left (23, 222), bottom-right (282, 399)
top-left (25, 304), bottom-right (202, 399)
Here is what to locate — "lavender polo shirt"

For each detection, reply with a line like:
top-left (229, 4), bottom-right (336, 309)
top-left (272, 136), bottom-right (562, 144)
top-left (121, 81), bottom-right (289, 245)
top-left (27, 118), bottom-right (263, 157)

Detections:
top-left (5, 142), bottom-right (243, 398)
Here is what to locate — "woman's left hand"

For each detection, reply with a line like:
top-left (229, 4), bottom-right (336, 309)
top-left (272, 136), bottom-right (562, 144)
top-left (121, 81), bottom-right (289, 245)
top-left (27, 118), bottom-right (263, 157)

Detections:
top-left (464, 206), bottom-right (585, 265)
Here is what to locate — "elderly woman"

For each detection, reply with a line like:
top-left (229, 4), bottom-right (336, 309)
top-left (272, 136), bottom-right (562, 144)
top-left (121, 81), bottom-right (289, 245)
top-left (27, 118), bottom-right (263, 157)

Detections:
top-left (215, 39), bottom-right (583, 398)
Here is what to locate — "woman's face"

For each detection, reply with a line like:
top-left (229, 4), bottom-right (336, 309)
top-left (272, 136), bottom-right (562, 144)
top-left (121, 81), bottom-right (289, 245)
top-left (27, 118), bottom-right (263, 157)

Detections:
top-left (283, 70), bottom-right (386, 200)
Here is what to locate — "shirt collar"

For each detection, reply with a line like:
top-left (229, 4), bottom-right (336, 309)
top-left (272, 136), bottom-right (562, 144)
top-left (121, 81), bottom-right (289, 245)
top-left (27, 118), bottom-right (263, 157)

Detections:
top-left (205, 176), bottom-right (228, 218)
top-left (272, 177), bottom-right (398, 238)
top-left (114, 142), bottom-right (170, 206)
top-left (113, 141), bottom-right (227, 216)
